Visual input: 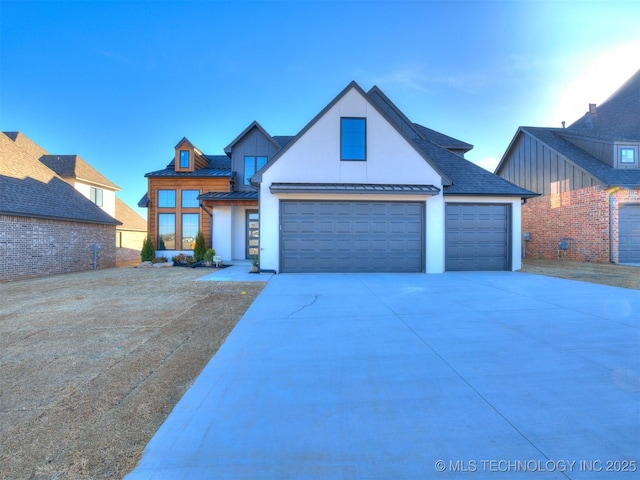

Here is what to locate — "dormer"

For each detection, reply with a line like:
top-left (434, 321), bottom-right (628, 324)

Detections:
top-left (174, 137), bottom-right (208, 173)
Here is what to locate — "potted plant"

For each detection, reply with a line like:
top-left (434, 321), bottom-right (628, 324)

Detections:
top-left (250, 254), bottom-right (259, 273)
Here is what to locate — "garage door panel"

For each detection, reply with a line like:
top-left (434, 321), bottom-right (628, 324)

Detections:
top-left (280, 201), bottom-right (424, 273)
top-left (446, 203), bottom-right (510, 271)
top-left (619, 204), bottom-right (640, 263)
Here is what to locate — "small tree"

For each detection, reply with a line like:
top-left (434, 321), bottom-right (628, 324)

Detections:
top-left (141, 237), bottom-right (155, 262)
top-left (193, 231), bottom-right (206, 262)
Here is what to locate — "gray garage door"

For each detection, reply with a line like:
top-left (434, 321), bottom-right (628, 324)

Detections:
top-left (280, 201), bottom-right (424, 273)
top-left (446, 203), bottom-right (510, 271)
top-left (619, 204), bottom-right (640, 263)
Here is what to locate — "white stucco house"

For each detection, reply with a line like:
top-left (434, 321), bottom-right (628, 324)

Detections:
top-left (251, 81), bottom-right (536, 273)
top-left (140, 81), bottom-right (535, 272)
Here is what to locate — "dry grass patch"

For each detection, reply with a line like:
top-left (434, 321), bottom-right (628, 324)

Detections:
top-left (0, 267), bottom-right (265, 479)
top-left (520, 259), bottom-right (640, 290)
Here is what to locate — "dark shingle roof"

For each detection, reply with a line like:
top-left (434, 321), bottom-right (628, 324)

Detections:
top-left (523, 127), bottom-right (640, 187)
top-left (568, 68), bottom-right (640, 141)
top-left (0, 133), bottom-right (120, 225)
top-left (413, 138), bottom-right (537, 196)
top-left (412, 123), bottom-right (473, 151)
top-left (138, 192), bottom-right (149, 208)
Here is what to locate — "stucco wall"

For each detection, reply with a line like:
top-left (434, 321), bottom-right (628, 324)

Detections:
top-left (0, 215), bottom-right (116, 282)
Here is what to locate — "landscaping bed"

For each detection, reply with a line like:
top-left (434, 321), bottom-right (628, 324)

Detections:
top-left (0, 267), bottom-right (265, 479)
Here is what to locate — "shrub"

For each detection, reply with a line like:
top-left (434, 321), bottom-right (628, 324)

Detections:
top-left (193, 231), bottom-right (206, 262)
top-left (141, 237), bottom-right (155, 262)
top-left (151, 256), bottom-right (168, 263)
top-left (204, 248), bottom-right (216, 263)
top-left (185, 255), bottom-right (196, 265)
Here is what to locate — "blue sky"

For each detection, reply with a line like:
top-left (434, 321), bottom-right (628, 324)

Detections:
top-left (1, 0), bottom-right (639, 217)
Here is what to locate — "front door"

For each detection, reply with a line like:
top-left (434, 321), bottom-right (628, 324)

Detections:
top-left (246, 210), bottom-right (259, 259)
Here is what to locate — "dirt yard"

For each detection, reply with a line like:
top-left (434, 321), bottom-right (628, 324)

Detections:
top-left (0, 266), bottom-right (265, 479)
top-left (520, 259), bottom-right (640, 290)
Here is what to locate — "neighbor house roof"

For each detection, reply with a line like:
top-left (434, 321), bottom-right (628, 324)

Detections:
top-left (115, 196), bottom-right (147, 231)
top-left (568, 68), bottom-right (640, 141)
top-left (519, 127), bottom-right (640, 188)
top-left (0, 132), bottom-right (120, 225)
top-left (40, 154), bottom-right (120, 190)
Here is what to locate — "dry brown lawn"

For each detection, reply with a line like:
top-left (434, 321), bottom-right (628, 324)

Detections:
top-left (520, 259), bottom-right (640, 290)
top-left (0, 266), bottom-right (265, 479)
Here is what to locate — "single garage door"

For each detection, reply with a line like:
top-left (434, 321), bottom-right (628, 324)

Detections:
top-left (446, 203), bottom-right (510, 271)
top-left (280, 201), bottom-right (424, 273)
top-left (619, 204), bottom-right (640, 263)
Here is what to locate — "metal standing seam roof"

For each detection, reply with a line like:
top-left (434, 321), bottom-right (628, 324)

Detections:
top-left (198, 191), bottom-right (259, 200)
top-left (144, 168), bottom-right (232, 178)
top-left (269, 183), bottom-right (441, 195)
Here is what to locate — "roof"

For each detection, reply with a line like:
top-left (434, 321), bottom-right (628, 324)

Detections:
top-left (519, 127), bottom-right (640, 188)
top-left (0, 132), bottom-right (120, 225)
top-left (138, 192), bottom-right (149, 208)
top-left (252, 81), bottom-right (533, 198)
top-left (40, 155), bottom-right (120, 190)
top-left (197, 191), bottom-right (259, 200)
top-left (145, 167), bottom-right (232, 178)
top-left (269, 183), bottom-right (440, 195)
top-left (224, 121), bottom-right (284, 155)
top-left (412, 138), bottom-right (537, 196)
top-left (115, 196), bottom-right (147, 231)
top-left (568, 68), bottom-right (640, 141)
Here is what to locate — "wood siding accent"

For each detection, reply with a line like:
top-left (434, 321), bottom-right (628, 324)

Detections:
top-left (499, 132), bottom-right (599, 196)
top-left (146, 177), bottom-right (230, 249)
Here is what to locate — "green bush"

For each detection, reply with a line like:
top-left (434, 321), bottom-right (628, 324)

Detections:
top-left (141, 237), bottom-right (155, 262)
top-left (204, 248), bottom-right (216, 263)
top-left (193, 231), bottom-right (206, 262)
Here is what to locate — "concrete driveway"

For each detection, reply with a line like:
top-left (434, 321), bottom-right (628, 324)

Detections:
top-left (125, 272), bottom-right (639, 479)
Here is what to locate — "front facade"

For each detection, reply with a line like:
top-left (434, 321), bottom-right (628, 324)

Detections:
top-left (253, 82), bottom-right (535, 273)
top-left (140, 131), bottom-right (290, 261)
top-left (496, 70), bottom-right (640, 263)
top-left (142, 82), bottom-right (534, 272)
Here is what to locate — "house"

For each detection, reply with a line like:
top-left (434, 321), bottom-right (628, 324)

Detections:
top-left (138, 130), bottom-right (288, 260)
top-left (0, 132), bottom-right (121, 281)
top-left (38, 151), bottom-right (148, 264)
top-left (495, 69), bottom-right (640, 264)
top-left (142, 81), bottom-right (535, 272)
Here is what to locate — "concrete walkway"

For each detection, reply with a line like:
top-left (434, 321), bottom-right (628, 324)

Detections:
top-left (125, 272), bottom-right (639, 479)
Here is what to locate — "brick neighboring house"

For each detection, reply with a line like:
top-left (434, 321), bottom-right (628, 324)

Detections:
top-left (496, 69), bottom-right (640, 263)
top-left (0, 132), bottom-right (121, 281)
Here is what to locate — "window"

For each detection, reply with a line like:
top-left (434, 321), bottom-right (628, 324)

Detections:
top-left (158, 189), bottom-right (176, 208)
top-left (341, 117), bottom-right (366, 161)
top-left (179, 150), bottom-right (190, 169)
top-left (182, 190), bottom-right (199, 208)
top-left (158, 213), bottom-right (175, 250)
top-left (90, 187), bottom-right (103, 207)
top-left (620, 147), bottom-right (636, 164)
top-left (244, 156), bottom-right (268, 185)
top-left (181, 213), bottom-right (199, 250)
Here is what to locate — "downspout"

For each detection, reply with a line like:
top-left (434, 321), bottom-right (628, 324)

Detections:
top-left (200, 203), bottom-right (214, 248)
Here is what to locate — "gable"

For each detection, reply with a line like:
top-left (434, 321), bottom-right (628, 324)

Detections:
top-left (259, 84), bottom-right (447, 187)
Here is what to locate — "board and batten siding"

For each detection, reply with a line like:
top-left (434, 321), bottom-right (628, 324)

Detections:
top-left (499, 132), bottom-right (599, 196)
top-left (231, 127), bottom-right (281, 192)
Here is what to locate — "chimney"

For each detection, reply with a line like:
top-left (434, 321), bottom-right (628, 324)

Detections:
top-left (589, 103), bottom-right (597, 114)
top-left (562, 121), bottom-right (566, 129)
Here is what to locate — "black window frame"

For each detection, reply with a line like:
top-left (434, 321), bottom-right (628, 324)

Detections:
top-left (340, 117), bottom-right (367, 161)
top-left (244, 156), bottom-right (268, 185)
top-left (179, 150), bottom-right (190, 169)
top-left (158, 189), bottom-right (176, 208)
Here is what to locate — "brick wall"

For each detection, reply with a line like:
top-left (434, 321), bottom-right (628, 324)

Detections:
top-left (0, 215), bottom-right (116, 282)
top-left (522, 185), bottom-right (640, 263)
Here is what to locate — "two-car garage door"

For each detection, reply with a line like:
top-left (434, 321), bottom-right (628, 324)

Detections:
top-left (279, 200), bottom-right (512, 273)
top-left (280, 201), bottom-right (424, 273)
